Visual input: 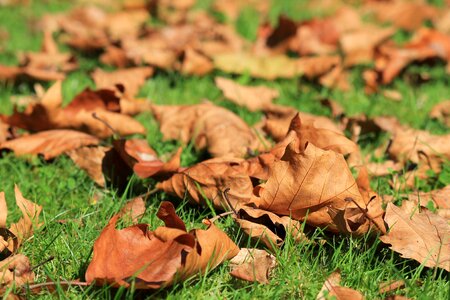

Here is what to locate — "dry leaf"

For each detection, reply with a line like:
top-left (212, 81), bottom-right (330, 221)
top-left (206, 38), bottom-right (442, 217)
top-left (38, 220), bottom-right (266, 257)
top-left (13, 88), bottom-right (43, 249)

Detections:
top-left (92, 67), bottom-right (154, 98)
top-left (152, 102), bottom-right (264, 157)
top-left (215, 77), bottom-right (279, 111)
top-left (380, 203), bottom-right (450, 271)
top-left (430, 100), bottom-right (450, 127)
top-left (0, 254), bottom-right (34, 287)
top-left (253, 140), bottom-right (370, 230)
top-left (379, 279), bottom-right (405, 294)
top-left (229, 248), bottom-right (276, 284)
top-left (407, 186), bottom-right (449, 210)
top-left (263, 105), bottom-right (343, 142)
top-left (316, 270), bottom-right (364, 300)
top-left (157, 158), bottom-right (254, 209)
top-left (234, 206), bottom-right (307, 251)
top-left (86, 201), bottom-right (239, 289)
top-left (117, 197), bottom-right (146, 224)
top-left (366, 160), bottom-right (403, 177)
top-left (1, 130), bottom-right (99, 160)
top-left (67, 146), bottom-right (110, 186)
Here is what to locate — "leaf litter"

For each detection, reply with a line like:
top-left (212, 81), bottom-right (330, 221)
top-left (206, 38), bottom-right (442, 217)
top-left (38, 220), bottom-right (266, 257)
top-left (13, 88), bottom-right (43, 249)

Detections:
top-left (0, 0), bottom-right (449, 298)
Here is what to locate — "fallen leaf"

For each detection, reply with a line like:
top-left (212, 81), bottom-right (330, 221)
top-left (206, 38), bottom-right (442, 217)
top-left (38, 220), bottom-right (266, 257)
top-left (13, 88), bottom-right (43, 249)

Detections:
top-left (91, 67), bottom-right (154, 98)
top-left (0, 254), bottom-right (34, 287)
top-left (213, 52), bottom-right (339, 80)
top-left (229, 248), bottom-right (276, 284)
top-left (67, 146), bottom-right (110, 186)
top-left (86, 201), bottom-right (239, 289)
top-left (376, 29), bottom-right (450, 84)
top-left (407, 186), bottom-right (450, 210)
top-left (379, 279), bottom-right (405, 294)
top-left (152, 102), bottom-right (265, 158)
top-left (1, 130), bottom-right (99, 160)
top-left (117, 197), bottom-right (146, 224)
top-left (366, 1), bottom-right (437, 31)
top-left (253, 140), bottom-right (372, 230)
top-left (380, 203), bottom-right (450, 271)
top-left (234, 206), bottom-right (307, 251)
top-left (215, 77), bottom-right (279, 111)
top-left (263, 105), bottom-right (343, 142)
top-left (288, 113), bottom-right (359, 156)
top-left (340, 25), bottom-right (394, 66)
top-left (430, 100), bottom-right (450, 127)
top-left (366, 160), bottom-right (403, 177)
top-left (179, 47), bottom-right (214, 76)
top-left (157, 157), bottom-right (254, 209)
top-left (316, 270), bottom-right (364, 300)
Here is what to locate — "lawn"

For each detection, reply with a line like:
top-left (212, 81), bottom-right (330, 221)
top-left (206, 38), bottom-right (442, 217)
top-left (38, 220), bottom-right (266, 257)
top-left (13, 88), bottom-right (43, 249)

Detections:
top-left (0, 0), bottom-right (449, 299)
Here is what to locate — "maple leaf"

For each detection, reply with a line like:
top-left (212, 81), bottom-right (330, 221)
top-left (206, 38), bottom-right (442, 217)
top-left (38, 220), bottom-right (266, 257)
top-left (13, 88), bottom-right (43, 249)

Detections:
top-left (380, 203), bottom-right (450, 271)
top-left (252, 140), bottom-right (378, 231)
top-left (86, 201), bottom-right (239, 289)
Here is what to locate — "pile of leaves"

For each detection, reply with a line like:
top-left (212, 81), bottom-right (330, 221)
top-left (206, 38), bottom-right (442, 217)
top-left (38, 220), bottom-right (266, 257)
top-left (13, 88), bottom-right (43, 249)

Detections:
top-left (0, 0), bottom-right (449, 298)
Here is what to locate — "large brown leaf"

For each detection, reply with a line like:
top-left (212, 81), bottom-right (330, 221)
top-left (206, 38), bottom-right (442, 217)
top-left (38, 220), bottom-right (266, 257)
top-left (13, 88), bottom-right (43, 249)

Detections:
top-left (380, 203), bottom-right (450, 271)
top-left (1, 130), bottom-right (99, 160)
top-left (86, 201), bottom-right (239, 289)
top-left (152, 102), bottom-right (265, 158)
top-left (253, 140), bottom-right (369, 230)
top-left (229, 248), bottom-right (276, 284)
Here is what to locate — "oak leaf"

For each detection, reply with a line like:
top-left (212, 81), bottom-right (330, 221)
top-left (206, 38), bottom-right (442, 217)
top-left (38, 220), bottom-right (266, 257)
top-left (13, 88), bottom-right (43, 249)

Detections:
top-left (380, 203), bottom-right (450, 271)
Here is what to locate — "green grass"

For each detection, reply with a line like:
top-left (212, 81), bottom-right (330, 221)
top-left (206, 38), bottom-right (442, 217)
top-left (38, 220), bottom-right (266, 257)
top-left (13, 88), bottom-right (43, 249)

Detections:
top-left (0, 1), bottom-right (449, 299)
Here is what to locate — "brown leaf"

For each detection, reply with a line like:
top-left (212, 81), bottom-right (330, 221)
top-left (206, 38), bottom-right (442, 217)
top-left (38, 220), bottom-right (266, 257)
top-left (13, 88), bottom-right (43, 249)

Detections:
top-left (340, 26), bottom-right (394, 66)
top-left (10, 186), bottom-right (42, 243)
top-left (86, 201), bottom-right (238, 289)
top-left (316, 270), bottom-right (364, 300)
top-left (288, 113), bottom-right (359, 156)
top-left (430, 100), bottom-right (450, 127)
top-left (263, 105), bottom-right (343, 142)
top-left (0, 254), bottom-right (34, 287)
top-left (376, 29), bottom-right (450, 84)
top-left (67, 146), bottom-right (110, 186)
top-left (407, 186), bottom-right (449, 210)
top-left (1, 83), bottom-right (146, 138)
top-left (1, 130), bottom-right (99, 160)
top-left (366, 1), bottom-right (437, 31)
top-left (117, 197), bottom-right (146, 224)
top-left (380, 203), bottom-right (450, 271)
top-left (91, 67), bottom-right (154, 98)
top-left (152, 102), bottom-right (264, 158)
top-left (215, 77), bottom-right (279, 111)
top-left (366, 160), bottom-right (403, 177)
top-left (157, 157), bottom-right (254, 209)
top-left (229, 248), bottom-right (276, 284)
top-left (253, 140), bottom-right (368, 230)
top-left (234, 206), bottom-right (307, 251)
top-left (179, 48), bottom-right (213, 76)
top-left (379, 279), bottom-right (405, 294)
